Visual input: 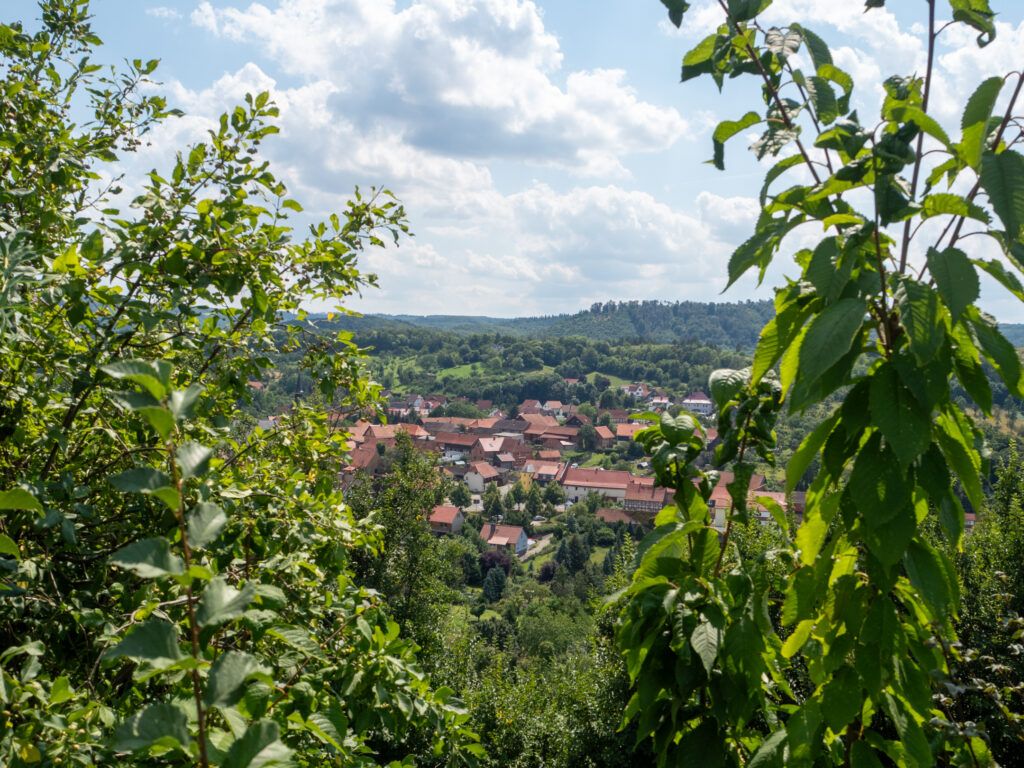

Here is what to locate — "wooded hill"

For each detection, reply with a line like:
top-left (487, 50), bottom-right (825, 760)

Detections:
top-left (326, 299), bottom-right (1024, 349)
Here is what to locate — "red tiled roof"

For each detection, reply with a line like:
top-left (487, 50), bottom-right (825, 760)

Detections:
top-left (625, 481), bottom-right (668, 503)
top-left (595, 426), bottom-right (614, 440)
top-left (616, 423), bottom-right (644, 439)
top-left (468, 461), bottom-right (500, 479)
top-left (435, 431), bottom-right (479, 447)
top-left (562, 468), bottom-right (644, 490)
top-left (430, 505), bottom-right (462, 525)
top-left (596, 508), bottom-right (635, 525)
top-left (481, 523), bottom-right (526, 545)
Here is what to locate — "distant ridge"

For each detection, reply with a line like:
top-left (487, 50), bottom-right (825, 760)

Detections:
top-left (318, 300), bottom-right (1024, 349)
top-left (326, 300), bottom-right (776, 347)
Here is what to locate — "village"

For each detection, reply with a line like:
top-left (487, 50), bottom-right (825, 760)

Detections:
top-left (314, 379), bottom-right (809, 560)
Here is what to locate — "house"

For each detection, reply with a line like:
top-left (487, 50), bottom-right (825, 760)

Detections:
top-left (465, 461), bottom-right (501, 493)
top-left (616, 423), bottom-right (645, 441)
top-left (496, 452), bottom-right (516, 469)
top-left (542, 400), bottom-right (565, 418)
top-left (537, 450), bottom-right (562, 461)
top-left (565, 413), bottom-right (592, 428)
top-left (623, 482), bottom-right (673, 520)
top-left (561, 468), bottom-right (653, 503)
top-left (521, 461), bottom-right (566, 485)
top-left (600, 409), bottom-right (631, 424)
top-left (434, 432), bottom-right (479, 462)
top-left (429, 505), bottom-right (465, 536)
top-left (594, 425), bottom-right (615, 450)
top-left (480, 523), bottom-right (529, 556)
top-left (622, 382), bottom-right (650, 400)
top-left (681, 391), bottom-right (714, 417)
top-left (470, 437), bottom-right (504, 463)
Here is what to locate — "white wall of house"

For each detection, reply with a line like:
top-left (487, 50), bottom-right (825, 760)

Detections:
top-left (562, 484), bottom-right (627, 504)
top-left (465, 473), bottom-right (485, 493)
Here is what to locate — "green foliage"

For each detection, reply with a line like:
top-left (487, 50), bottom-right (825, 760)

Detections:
top-left (0, 3), bottom-right (480, 765)
top-left (618, 1), bottom-right (1023, 765)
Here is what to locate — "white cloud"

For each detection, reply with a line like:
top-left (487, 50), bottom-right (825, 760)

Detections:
top-left (146, 6), bottom-right (183, 20)
top-left (190, 0), bottom-right (688, 176)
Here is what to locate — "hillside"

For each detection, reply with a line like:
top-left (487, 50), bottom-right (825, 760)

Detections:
top-left (333, 300), bottom-right (777, 347)
top-left (330, 302), bottom-right (1024, 350)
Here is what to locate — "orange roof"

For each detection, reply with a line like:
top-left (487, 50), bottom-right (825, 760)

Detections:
top-left (468, 461), bottom-right (500, 479)
top-left (481, 523), bottom-right (525, 545)
top-left (595, 426), bottom-right (614, 440)
top-left (430, 505), bottom-right (462, 524)
top-left (616, 423), bottom-right (644, 439)
top-left (562, 468), bottom-right (640, 490)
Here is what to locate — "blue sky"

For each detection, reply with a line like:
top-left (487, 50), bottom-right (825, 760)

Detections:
top-left (9, 1), bottom-right (1024, 318)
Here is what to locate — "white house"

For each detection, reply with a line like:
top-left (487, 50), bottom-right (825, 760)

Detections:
top-left (480, 523), bottom-right (529, 557)
top-left (681, 391), bottom-right (714, 417)
top-left (465, 461), bottom-right (500, 493)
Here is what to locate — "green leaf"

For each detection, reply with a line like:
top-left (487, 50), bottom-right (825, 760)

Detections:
top-left (0, 534), bottom-right (18, 559)
top-left (782, 619), bottom-right (813, 658)
top-left (100, 360), bottom-right (171, 400)
top-left (104, 619), bottom-right (182, 665)
top-left (709, 367), bottom-right (748, 409)
top-left (205, 651), bottom-right (262, 708)
top-left (728, 0), bottom-right (771, 22)
top-left (895, 279), bottom-right (947, 364)
top-left (820, 666), bottom-right (861, 731)
top-left (114, 702), bottom-right (191, 753)
top-left (660, 0), bottom-right (691, 27)
top-left (968, 311), bottom-right (1023, 396)
top-left (808, 76), bottom-right (839, 125)
top-left (974, 257), bottom-right (1024, 302)
top-left (188, 502), bottom-right (227, 548)
top-left (981, 150), bottom-right (1024, 245)
top-left (926, 247), bottom-right (979, 322)
top-left (748, 728), bottom-right (788, 768)
top-left (868, 363), bottom-right (931, 468)
top-left (111, 538), bottom-right (184, 579)
top-left (711, 111), bottom-right (761, 170)
top-left (795, 298), bottom-right (866, 396)
top-left (850, 742), bottom-right (885, 768)
top-left (109, 467), bottom-right (172, 494)
top-left (787, 412), bottom-right (839, 492)
top-left (109, 391), bottom-right (174, 439)
top-left (806, 237), bottom-right (851, 303)
top-left (948, 0), bottom-right (996, 46)
top-left (49, 676), bottom-right (74, 705)
top-left (904, 539), bottom-right (952, 618)
top-left (792, 24), bottom-right (832, 69)
top-left (689, 620), bottom-right (720, 673)
top-left (920, 193), bottom-right (990, 224)
top-left (935, 412), bottom-right (983, 511)
top-left (169, 384), bottom-right (203, 421)
top-left (960, 77), bottom-right (1002, 169)
top-left (223, 720), bottom-right (293, 768)
top-left (682, 32), bottom-right (718, 82)
top-left (176, 442), bottom-right (212, 480)
top-left (197, 577), bottom-right (256, 627)
top-left (0, 488), bottom-right (42, 512)
top-left (849, 435), bottom-right (914, 564)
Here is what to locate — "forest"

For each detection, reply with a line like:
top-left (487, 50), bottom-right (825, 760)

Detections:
top-left (2, 0), bottom-right (1024, 766)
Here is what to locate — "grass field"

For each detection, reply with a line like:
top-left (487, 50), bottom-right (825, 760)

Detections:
top-left (586, 371), bottom-right (631, 388)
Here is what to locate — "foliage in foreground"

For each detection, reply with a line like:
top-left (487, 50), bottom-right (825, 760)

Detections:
top-left (0, 3), bottom-right (480, 765)
top-left (617, 0), bottom-right (1024, 765)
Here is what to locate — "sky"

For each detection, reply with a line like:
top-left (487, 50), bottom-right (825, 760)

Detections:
top-left (8, 0), bottom-right (1024, 319)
